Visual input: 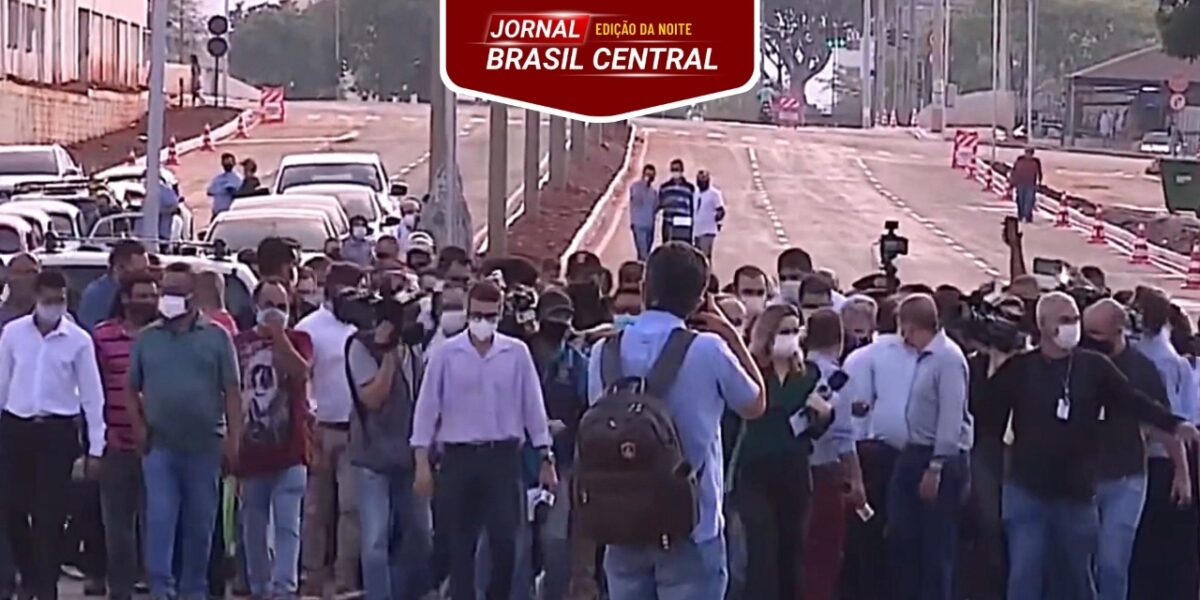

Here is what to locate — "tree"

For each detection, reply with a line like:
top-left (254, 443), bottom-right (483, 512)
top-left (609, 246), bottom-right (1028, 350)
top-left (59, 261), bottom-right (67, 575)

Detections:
top-left (159, 0), bottom-right (205, 63)
top-left (1157, 0), bottom-right (1200, 60)
top-left (228, 4), bottom-right (339, 98)
top-left (761, 0), bottom-right (862, 113)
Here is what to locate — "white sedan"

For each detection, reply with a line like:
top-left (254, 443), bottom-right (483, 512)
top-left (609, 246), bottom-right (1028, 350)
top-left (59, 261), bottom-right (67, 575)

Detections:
top-left (204, 208), bottom-right (340, 252)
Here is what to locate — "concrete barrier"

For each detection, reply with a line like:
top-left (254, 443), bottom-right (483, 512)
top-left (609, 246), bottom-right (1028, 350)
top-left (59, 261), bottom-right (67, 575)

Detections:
top-left (0, 81), bottom-right (146, 145)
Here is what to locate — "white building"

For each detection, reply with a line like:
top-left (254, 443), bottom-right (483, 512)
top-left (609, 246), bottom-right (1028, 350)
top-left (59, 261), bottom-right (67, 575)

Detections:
top-left (0, 0), bottom-right (149, 90)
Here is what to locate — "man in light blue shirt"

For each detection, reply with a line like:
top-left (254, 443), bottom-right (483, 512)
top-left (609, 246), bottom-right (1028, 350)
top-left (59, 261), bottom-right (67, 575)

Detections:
top-left (206, 153), bottom-right (242, 216)
top-left (587, 242), bottom-right (764, 600)
top-left (627, 164), bottom-right (658, 261)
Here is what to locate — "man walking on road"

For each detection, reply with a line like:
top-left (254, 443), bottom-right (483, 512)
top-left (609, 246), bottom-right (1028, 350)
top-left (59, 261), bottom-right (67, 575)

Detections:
top-left (658, 159), bottom-right (697, 246)
top-left (207, 153), bottom-right (243, 216)
top-left (628, 164), bottom-right (658, 261)
top-left (693, 169), bottom-right (725, 260)
top-left (1009, 148), bottom-right (1042, 224)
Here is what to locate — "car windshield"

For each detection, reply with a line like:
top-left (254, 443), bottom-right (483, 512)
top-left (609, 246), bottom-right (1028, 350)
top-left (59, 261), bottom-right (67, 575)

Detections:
top-left (209, 218), bottom-right (329, 251)
top-left (0, 151), bottom-right (57, 176)
top-left (0, 228), bottom-right (23, 253)
top-left (278, 164), bottom-right (382, 192)
top-left (1142, 132), bottom-right (1170, 144)
top-left (48, 214), bottom-right (75, 235)
top-left (337, 192), bottom-right (380, 220)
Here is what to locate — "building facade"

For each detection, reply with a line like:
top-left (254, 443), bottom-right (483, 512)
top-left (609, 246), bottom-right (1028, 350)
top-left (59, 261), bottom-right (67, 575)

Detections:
top-left (1, 0), bottom-right (148, 90)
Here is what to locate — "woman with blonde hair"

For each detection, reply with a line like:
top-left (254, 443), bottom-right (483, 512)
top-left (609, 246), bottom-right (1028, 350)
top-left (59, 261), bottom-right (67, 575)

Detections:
top-left (722, 303), bottom-right (833, 600)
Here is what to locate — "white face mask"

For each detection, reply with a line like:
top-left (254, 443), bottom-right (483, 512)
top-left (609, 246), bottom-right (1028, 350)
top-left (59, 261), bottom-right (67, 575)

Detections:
top-left (468, 317), bottom-right (497, 341)
top-left (352, 226), bottom-right (368, 239)
top-left (1054, 322), bottom-right (1081, 351)
top-left (779, 280), bottom-right (802, 304)
top-left (440, 310), bottom-right (467, 335)
top-left (741, 295), bottom-right (766, 317)
top-left (256, 307), bottom-right (289, 329)
top-left (402, 214), bottom-right (417, 228)
top-left (772, 333), bottom-right (801, 359)
top-left (35, 302), bottom-right (65, 323)
top-left (159, 294), bottom-right (189, 320)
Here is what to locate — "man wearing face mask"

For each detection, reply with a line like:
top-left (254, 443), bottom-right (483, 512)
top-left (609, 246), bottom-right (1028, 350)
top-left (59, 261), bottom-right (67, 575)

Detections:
top-left (987, 292), bottom-right (1200, 599)
top-left (345, 299), bottom-right (433, 600)
top-left (94, 272), bottom-right (161, 600)
top-left (397, 199), bottom-right (422, 252)
top-left (127, 262), bottom-right (243, 600)
top-left (692, 169), bottom-right (725, 259)
top-left (343, 216), bottom-right (376, 267)
top-left (78, 240), bottom-right (149, 332)
top-left (628, 164), bottom-right (659, 260)
top-left (426, 285), bottom-right (467, 360)
top-left (233, 279), bottom-right (314, 600)
top-left (0, 270), bottom-right (106, 600)
top-left (0, 253), bottom-right (40, 329)
top-left (564, 254), bottom-right (612, 331)
top-left (207, 153), bottom-right (243, 216)
top-left (410, 281), bottom-right (556, 600)
top-left (731, 265), bottom-right (770, 324)
top-left (840, 295), bottom-right (878, 359)
top-left (658, 158), bottom-right (697, 245)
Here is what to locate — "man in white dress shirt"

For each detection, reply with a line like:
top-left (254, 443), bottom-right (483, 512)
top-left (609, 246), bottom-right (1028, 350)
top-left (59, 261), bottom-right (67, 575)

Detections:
top-left (692, 170), bottom-right (725, 259)
top-left (0, 269), bottom-right (105, 600)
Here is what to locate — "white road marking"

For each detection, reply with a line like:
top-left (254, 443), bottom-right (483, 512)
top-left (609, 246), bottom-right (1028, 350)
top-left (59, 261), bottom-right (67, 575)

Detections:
top-left (307, 114), bottom-right (323, 121)
top-left (365, 115), bottom-right (381, 122)
top-left (706, 132), bottom-right (726, 140)
top-left (740, 136), bottom-right (757, 143)
top-left (747, 147), bottom-right (790, 246)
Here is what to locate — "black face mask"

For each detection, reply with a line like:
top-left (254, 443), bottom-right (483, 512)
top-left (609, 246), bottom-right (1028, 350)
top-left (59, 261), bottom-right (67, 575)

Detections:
top-left (1079, 335), bottom-right (1114, 356)
top-left (567, 280), bottom-right (599, 300)
top-left (697, 180), bottom-right (710, 191)
top-left (400, 321), bottom-right (426, 347)
top-left (539, 321), bottom-right (569, 343)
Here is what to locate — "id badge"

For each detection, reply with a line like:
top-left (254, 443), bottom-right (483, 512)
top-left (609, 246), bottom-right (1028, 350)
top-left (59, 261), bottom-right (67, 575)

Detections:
top-left (1056, 397), bottom-right (1070, 421)
top-left (789, 411), bottom-right (811, 436)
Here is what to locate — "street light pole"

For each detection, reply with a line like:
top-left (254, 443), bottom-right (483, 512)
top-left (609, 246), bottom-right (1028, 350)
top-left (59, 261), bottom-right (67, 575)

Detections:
top-left (991, 0), bottom-right (999, 161)
top-left (334, 0), bottom-right (341, 98)
top-left (1026, 0), bottom-right (1036, 137)
top-left (143, 0), bottom-right (169, 242)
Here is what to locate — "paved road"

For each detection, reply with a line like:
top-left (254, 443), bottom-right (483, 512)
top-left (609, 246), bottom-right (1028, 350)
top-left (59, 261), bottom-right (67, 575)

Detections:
top-left (591, 119), bottom-right (1200, 312)
top-left (172, 101), bottom-right (549, 231)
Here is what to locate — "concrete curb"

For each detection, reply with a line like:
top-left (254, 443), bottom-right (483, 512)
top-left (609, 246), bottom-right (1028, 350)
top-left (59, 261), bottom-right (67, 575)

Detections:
top-left (559, 124), bottom-right (639, 273)
top-left (137, 108), bottom-right (259, 168)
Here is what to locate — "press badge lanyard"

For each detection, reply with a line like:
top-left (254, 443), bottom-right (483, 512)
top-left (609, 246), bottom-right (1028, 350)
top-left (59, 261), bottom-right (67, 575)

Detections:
top-left (1056, 357), bottom-right (1074, 421)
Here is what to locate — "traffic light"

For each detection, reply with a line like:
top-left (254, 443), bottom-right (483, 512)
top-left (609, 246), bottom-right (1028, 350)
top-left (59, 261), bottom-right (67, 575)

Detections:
top-left (825, 36), bottom-right (848, 49)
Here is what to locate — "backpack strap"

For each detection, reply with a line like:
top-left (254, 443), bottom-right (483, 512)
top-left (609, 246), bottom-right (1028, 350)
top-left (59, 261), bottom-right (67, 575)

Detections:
top-left (600, 331), bottom-right (625, 390)
top-left (645, 329), bottom-right (697, 398)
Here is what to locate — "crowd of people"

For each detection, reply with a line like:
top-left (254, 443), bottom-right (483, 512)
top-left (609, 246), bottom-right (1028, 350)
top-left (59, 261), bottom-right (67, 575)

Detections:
top-left (0, 159), bottom-right (1199, 600)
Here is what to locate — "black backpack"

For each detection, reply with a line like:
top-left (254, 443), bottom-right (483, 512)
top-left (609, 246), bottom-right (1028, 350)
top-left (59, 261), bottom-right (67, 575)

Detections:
top-left (573, 328), bottom-right (698, 550)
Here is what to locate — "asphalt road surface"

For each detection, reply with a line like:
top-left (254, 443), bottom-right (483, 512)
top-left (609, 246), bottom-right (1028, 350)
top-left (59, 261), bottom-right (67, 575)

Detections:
top-left (172, 101), bottom-right (549, 230)
top-left (592, 118), bottom-right (1200, 313)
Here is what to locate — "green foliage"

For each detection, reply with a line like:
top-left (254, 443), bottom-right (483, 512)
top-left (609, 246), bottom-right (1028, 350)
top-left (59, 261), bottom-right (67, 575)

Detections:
top-left (1157, 0), bottom-right (1200, 60)
top-left (228, 0), bottom-right (432, 100)
top-left (761, 0), bottom-right (863, 95)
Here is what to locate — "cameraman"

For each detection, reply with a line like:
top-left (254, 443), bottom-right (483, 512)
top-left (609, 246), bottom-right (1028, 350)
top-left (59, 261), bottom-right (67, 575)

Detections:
top-left (345, 297), bottom-right (433, 600)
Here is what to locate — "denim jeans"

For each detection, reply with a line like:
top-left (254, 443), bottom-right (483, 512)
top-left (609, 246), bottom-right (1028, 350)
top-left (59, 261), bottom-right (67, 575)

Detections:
top-left (241, 465), bottom-right (307, 599)
top-left (1015, 185), bottom-right (1037, 221)
top-left (143, 447), bottom-right (222, 600)
top-left (723, 507), bottom-right (747, 600)
top-left (604, 535), bottom-right (727, 600)
top-left (357, 466), bottom-right (434, 600)
top-left (1094, 474), bottom-right (1146, 600)
top-left (886, 447), bottom-right (968, 600)
top-left (1003, 482), bottom-right (1099, 600)
top-left (631, 226), bottom-right (654, 262)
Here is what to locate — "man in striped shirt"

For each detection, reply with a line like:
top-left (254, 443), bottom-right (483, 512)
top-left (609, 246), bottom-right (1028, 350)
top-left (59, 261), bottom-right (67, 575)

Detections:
top-left (94, 272), bottom-right (161, 600)
top-left (657, 158), bottom-right (697, 246)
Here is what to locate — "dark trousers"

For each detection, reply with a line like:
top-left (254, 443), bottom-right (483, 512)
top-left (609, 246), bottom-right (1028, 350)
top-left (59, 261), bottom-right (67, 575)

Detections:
top-left (0, 428), bottom-right (14, 599)
top-left (886, 446), bottom-right (968, 600)
top-left (63, 480), bottom-right (106, 580)
top-left (839, 440), bottom-right (900, 600)
top-left (731, 452), bottom-right (811, 600)
top-left (1130, 457), bottom-right (1200, 600)
top-left (440, 442), bottom-right (523, 600)
top-left (957, 443), bottom-right (1006, 600)
top-left (0, 413), bottom-right (81, 600)
top-left (802, 464), bottom-right (848, 600)
top-left (100, 449), bottom-right (143, 600)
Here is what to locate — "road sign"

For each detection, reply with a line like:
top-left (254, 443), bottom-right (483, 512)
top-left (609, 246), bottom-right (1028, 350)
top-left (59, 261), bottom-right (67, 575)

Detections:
top-left (1169, 74), bottom-right (1189, 94)
top-left (1170, 93), bottom-right (1187, 112)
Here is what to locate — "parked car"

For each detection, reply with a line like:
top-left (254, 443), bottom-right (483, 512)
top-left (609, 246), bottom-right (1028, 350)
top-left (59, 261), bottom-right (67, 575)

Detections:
top-left (0, 214), bottom-right (38, 255)
top-left (273, 152), bottom-right (406, 216)
top-left (1139, 131), bottom-right (1173, 155)
top-left (280, 183), bottom-right (402, 231)
top-left (10, 199), bottom-right (87, 238)
top-left (0, 203), bottom-right (54, 243)
top-left (204, 208), bottom-right (339, 252)
top-left (230, 194), bottom-right (350, 236)
top-left (88, 211), bottom-right (189, 243)
top-left (0, 144), bottom-right (83, 200)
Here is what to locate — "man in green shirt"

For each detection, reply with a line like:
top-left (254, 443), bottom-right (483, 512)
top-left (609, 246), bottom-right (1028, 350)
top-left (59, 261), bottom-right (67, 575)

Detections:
top-left (129, 262), bottom-right (241, 600)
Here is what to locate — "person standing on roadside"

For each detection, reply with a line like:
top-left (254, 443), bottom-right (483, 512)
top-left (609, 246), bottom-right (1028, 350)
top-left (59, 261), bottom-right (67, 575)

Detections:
top-left (343, 216), bottom-right (376, 267)
top-left (236, 159), bottom-right (262, 197)
top-left (78, 240), bottom-right (149, 332)
top-left (693, 170), bottom-right (726, 260)
top-left (1009, 148), bottom-right (1042, 224)
top-left (207, 153), bottom-right (243, 217)
top-left (658, 159), bottom-right (697, 246)
top-left (234, 278), bottom-right (313, 600)
top-left (628, 164), bottom-right (658, 261)
top-left (129, 262), bottom-right (243, 600)
top-left (94, 273), bottom-right (162, 600)
top-left (0, 270), bottom-right (106, 600)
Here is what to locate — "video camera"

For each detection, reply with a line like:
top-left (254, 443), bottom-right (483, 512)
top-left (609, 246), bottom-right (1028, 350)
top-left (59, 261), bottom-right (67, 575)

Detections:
top-left (960, 286), bottom-right (1028, 353)
top-left (879, 220), bottom-right (909, 291)
top-left (332, 288), bottom-right (424, 347)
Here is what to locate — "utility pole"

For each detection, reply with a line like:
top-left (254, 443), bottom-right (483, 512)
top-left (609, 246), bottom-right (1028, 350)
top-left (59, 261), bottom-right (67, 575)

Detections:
top-left (570, 120), bottom-right (586, 164)
top-left (143, 0), bottom-right (169, 242)
top-left (862, 0), bottom-right (874, 128)
top-left (991, 0), bottom-right (1000, 160)
top-left (524, 110), bottom-right (541, 216)
top-left (905, 0), bottom-right (917, 122)
top-left (998, 0), bottom-right (1009, 93)
top-left (877, 0), bottom-right (888, 121)
top-left (487, 102), bottom-right (508, 256)
top-left (930, 0), bottom-right (947, 132)
top-left (892, 0), bottom-right (902, 122)
top-left (549, 116), bottom-right (568, 190)
top-left (429, 14), bottom-right (444, 191)
top-left (1026, 0), bottom-right (1036, 136)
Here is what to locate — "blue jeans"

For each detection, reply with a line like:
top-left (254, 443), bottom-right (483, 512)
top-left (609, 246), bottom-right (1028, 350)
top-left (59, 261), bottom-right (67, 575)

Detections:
top-left (143, 447), bottom-right (222, 600)
top-left (357, 466), bottom-right (434, 600)
top-left (242, 465), bottom-right (307, 599)
top-left (1094, 474), bottom-right (1146, 600)
top-left (722, 507), bottom-right (747, 600)
top-left (1003, 482), bottom-right (1099, 600)
top-left (886, 447), bottom-right (968, 600)
top-left (1015, 185), bottom-right (1037, 221)
top-left (631, 226), bottom-right (654, 261)
top-left (603, 535), bottom-right (727, 600)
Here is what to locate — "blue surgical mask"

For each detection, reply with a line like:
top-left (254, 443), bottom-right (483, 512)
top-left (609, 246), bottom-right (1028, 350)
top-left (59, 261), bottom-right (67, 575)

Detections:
top-left (614, 313), bottom-right (637, 330)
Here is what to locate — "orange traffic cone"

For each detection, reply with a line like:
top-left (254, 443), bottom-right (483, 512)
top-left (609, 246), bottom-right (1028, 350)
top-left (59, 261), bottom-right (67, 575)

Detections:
top-left (1088, 206), bottom-right (1107, 244)
top-left (235, 115), bottom-right (248, 139)
top-left (1054, 200), bottom-right (1070, 228)
top-left (201, 124), bottom-right (215, 151)
top-left (165, 137), bottom-right (180, 166)
top-left (1130, 223), bottom-right (1150, 265)
top-left (125, 148), bottom-right (136, 165)
top-left (1185, 245), bottom-right (1200, 289)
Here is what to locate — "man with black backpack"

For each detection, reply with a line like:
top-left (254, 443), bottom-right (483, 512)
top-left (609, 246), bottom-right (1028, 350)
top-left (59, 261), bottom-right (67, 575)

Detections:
top-left (576, 242), bottom-right (766, 598)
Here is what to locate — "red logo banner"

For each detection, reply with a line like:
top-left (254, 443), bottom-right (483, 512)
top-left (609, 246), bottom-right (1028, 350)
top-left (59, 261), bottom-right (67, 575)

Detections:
top-left (441, 0), bottom-right (760, 122)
